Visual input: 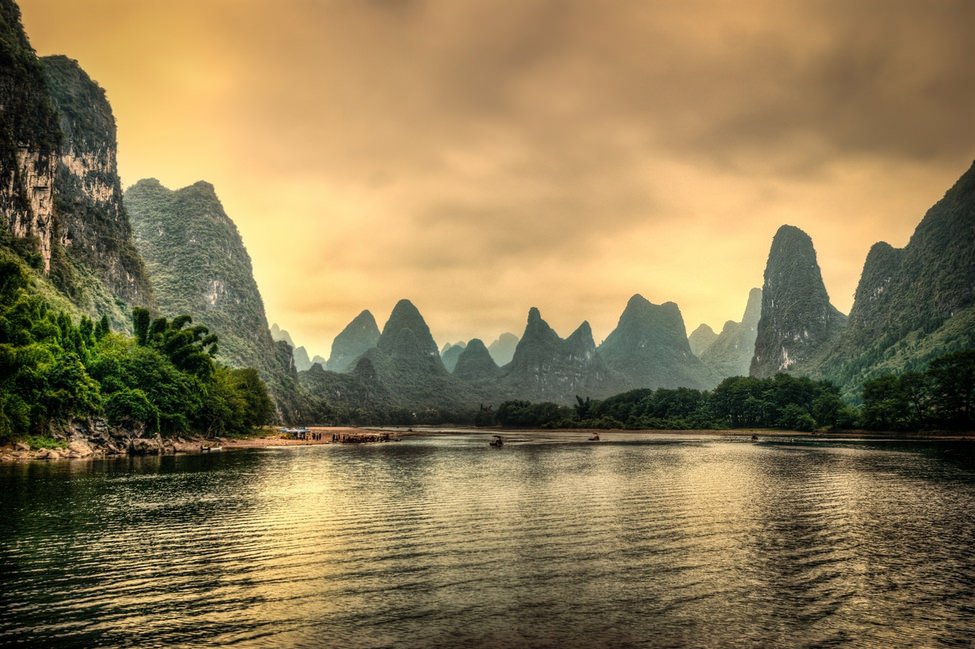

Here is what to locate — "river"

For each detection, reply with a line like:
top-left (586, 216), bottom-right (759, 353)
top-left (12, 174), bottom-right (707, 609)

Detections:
top-left (2, 431), bottom-right (974, 648)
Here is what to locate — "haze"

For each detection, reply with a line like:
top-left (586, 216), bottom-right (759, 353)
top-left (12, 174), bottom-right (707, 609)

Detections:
top-left (19, 0), bottom-right (974, 358)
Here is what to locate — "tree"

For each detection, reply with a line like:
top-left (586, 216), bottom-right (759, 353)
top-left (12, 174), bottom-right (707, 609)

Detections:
top-left (928, 350), bottom-right (975, 428)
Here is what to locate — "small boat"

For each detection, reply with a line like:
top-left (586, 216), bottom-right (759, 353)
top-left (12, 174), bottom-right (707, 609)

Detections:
top-left (202, 445), bottom-right (222, 453)
top-left (588, 433), bottom-right (600, 441)
top-left (489, 435), bottom-right (504, 448)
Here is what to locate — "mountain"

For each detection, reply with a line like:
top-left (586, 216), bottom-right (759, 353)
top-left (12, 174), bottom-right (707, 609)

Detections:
top-left (292, 345), bottom-right (313, 372)
top-left (269, 323), bottom-right (295, 348)
top-left (453, 338), bottom-right (501, 382)
top-left (0, 4), bottom-right (152, 327)
top-left (325, 309), bottom-right (380, 372)
top-left (312, 354), bottom-right (326, 368)
top-left (700, 287), bottom-right (762, 380)
top-left (40, 56), bottom-right (154, 324)
top-left (441, 341), bottom-right (466, 372)
top-left (299, 357), bottom-right (395, 421)
top-left (487, 332), bottom-right (519, 366)
top-left (808, 161), bottom-right (975, 395)
top-left (125, 178), bottom-right (309, 421)
top-left (269, 324), bottom-right (319, 371)
top-left (750, 226), bottom-right (847, 379)
top-left (598, 294), bottom-right (714, 390)
top-left (358, 299), bottom-right (474, 409)
top-left (688, 324), bottom-right (718, 357)
top-left (500, 308), bottom-right (616, 402)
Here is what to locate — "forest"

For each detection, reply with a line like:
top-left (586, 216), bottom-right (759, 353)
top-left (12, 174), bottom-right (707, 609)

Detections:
top-left (488, 354), bottom-right (975, 432)
top-left (0, 253), bottom-right (274, 443)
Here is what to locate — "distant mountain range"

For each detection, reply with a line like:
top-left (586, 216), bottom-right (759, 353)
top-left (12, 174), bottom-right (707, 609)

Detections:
top-left (2, 0), bottom-right (971, 420)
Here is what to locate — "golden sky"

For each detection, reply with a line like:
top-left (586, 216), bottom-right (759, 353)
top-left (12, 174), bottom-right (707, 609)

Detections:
top-left (19, 0), bottom-right (975, 358)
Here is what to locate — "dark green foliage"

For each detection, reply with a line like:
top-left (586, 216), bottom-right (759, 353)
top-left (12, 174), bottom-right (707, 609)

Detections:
top-left (863, 350), bottom-right (975, 430)
top-left (0, 251), bottom-right (274, 440)
top-left (496, 400), bottom-right (573, 428)
top-left (495, 373), bottom-right (856, 431)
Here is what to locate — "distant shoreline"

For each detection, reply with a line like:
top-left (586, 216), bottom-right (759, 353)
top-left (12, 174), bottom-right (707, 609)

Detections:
top-left (229, 426), bottom-right (975, 446)
top-left (3, 425), bottom-right (972, 464)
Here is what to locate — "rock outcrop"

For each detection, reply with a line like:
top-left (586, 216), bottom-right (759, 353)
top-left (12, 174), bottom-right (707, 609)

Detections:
top-left (0, 4), bottom-right (151, 326)
top-left (0, 0), bottom-right (61, 271)
top-left (750, 226), bottom-right (846, 379)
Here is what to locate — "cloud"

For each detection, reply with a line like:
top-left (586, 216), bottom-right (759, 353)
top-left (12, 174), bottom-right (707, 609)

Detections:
top-left (19, 0), bottom-right (975, 352)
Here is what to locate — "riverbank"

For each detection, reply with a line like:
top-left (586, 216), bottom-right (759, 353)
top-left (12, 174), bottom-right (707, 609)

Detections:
top-left (3, 424), bottom-right (972, 463)
top-left (0, 425), bottom-right (404, 462)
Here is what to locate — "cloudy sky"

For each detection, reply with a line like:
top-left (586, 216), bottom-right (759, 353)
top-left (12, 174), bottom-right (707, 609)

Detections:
top-left (20, 0), bottom-right (974, 358)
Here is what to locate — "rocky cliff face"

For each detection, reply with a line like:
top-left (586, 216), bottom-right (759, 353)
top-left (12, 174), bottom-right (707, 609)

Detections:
top-left (40, 55), bottom-right (152, 322)
top-left (598, 294), bottom-right (714, 390)
top-left (810, 161), bottom-right (975, 395)
top-left (0, 4), bottom-right (150, 327)
top-left (750, 226), bottom-right (846, 379)
top-left (500, 308), bottom-right (617, 402)
top-left (325, 309), bottom-right (380, 372)
top-left (700, 287), bottom-right (762, 380)
top-left (125, 178), bottom-right (308, 421)
top-left (0, 0), bottom-right (60, 271)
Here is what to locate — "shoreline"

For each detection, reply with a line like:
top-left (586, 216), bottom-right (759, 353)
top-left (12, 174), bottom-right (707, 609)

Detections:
top-left (3, 425), bottom-right (973, 463)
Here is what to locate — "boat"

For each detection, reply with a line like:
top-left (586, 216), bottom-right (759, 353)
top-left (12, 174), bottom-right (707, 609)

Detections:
top-left (588, 433), bottom-right (600, 441)
top-left (202, 445), bottom-right (222, 453)
top-left (489, 435), bottom-right (504, 448)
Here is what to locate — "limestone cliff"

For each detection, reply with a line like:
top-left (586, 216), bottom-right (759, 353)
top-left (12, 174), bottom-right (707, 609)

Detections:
top-left (750, 226), bottom-right (846, 379)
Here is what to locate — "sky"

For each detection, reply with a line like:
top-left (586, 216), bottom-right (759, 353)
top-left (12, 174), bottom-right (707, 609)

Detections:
top-left (19, 0), bottom-right (975, 359)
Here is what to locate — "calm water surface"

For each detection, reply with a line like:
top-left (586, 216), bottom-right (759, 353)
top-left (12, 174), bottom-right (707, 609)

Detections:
top-left (2, 432), bottom-right (975, 648)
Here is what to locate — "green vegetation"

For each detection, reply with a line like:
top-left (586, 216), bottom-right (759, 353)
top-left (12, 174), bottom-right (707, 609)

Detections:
top-left (491, 374), bottom-right (853, 431)
top-left (861, 350), bottom-right (975, 431)
top-left (125, 178), bottom-right (313, 422)
top-left (0, 257), bottom-right (273, 442)
top-left (489, 348), bottom-right (973, 432)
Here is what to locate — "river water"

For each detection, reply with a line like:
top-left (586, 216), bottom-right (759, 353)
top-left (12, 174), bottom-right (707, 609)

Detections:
top-left (1, 432), bottom-right (974, 648)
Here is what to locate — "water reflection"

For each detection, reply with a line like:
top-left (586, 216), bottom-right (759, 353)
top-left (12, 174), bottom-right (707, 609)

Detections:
top-left (1, 435), bottom-right (974, 647)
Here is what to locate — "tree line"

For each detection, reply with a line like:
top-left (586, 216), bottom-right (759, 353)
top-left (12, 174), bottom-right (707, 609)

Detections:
top-left (0, 256), bottom-right (274, 442)
top-left (486, 352), bottom-right (974, 432)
